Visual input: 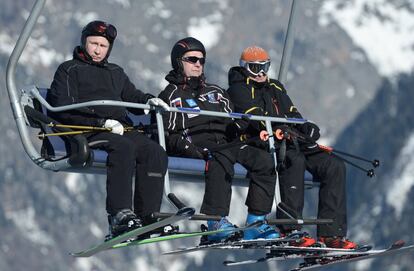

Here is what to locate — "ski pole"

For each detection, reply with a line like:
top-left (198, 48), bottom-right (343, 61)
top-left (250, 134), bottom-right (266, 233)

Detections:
top-left (38, 130), bottom-right (94, 139)
top-left (318, 144), bottom-right (380, 168)
top-left (47, 123), bottom-right (135, 132)
top-left (260, 130), bottom-right (377, 177)
top-left (330, 153), bottom-right (375, 177)
top-left (262, 129), bottom-right (380, 168)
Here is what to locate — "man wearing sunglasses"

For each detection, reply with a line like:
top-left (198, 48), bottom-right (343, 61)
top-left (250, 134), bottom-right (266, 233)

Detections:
top-left (158, 37), bottom-right (280, 242)
top-left (227, 46), bottom-right (358, 249)
top-left (48, 20), bottom-right (170, 240)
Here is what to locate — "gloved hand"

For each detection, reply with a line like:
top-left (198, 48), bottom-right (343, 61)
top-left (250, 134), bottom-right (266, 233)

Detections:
top-left (104, 119), bottom-right (124, 135)
top-left (186, 144), bottom-right (212, 161)
top-left (177, 138), bottom-right (212, 161)
top-left (145, 97), bottom-right (170, 114)
top-left (226, 118), bottom-right (250, 139)
top-left (300, 122), bottom-right (320, 142)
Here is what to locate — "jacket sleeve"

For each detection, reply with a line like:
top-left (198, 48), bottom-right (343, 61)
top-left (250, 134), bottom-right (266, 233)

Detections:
top-left (120, 74), bottom-right (150, 101)
top-left (227, 84), bottom-right (265, 115)
top-left (118, 71), bottom-right (151, 115)
top-left (282, 94), bottom-right (303, 119)
top-left (270, 80), bottom-right (303, 119)
top-left (48, 64), bottom-right (103, 126)
top-left (158, 87), bottom-right (188, 155)
top-left (227, 83), bottom-right (266, 132)
top-left (158, 87), bottom-right (205, 157)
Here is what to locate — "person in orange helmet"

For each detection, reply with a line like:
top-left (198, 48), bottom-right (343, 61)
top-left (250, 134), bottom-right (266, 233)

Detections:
top-left (227, 46), bottom-right (358, 249)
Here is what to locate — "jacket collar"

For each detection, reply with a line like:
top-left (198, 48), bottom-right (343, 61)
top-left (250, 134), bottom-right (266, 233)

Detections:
top-left (165, 70), bottom-right (205, 91)
top-left (73, 46), bottom-right (108, 67)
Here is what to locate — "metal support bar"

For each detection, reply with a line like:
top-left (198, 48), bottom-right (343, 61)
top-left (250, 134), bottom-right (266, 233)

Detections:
top-left (267, 218), bottom-right (333, 225)
top-left (155, 110), bottom-right (174, 207)
top-left (278, 0), bottom-right (299, 83)
top-left (265, 120), bottom-right (281, 207)
top-left (6, 0), bottom-right (46, 166)
top-left (152, 212), bottom-right (222, 221)
top-left (152, 212), bottom-right (333, 225)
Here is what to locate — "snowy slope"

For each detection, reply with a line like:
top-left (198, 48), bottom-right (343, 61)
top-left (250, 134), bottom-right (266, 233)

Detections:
top-left (386, 134), bottom-right (414, 218)
top-left (319, 0), bottom-right (414, 77)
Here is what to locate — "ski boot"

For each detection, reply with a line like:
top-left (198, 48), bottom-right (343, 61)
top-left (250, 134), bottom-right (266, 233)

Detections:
top-left (105, 209), bottom-right (143, 241)
top-left (318, 236), bottom-right (358, 249)
top-left (282, 230), bottom-right (316, 247)
top-left (204, 217), bottom-right (238, 243)
top-left (243, 214), bottom-right (280, 240)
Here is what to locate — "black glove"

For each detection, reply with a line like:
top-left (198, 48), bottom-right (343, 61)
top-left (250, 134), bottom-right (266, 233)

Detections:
top-left (226, 116), bottom-right (250, 139)
top-left (177, 138), bottom-right (212, 161)
top-left (144, 93), bottom-right (155, 102)
top-left (234, 119), bottom-right (249, 132)
top-left (300, 122), bottom-right (320, 142)
top-left (191, 145), bottom-right (212, 161)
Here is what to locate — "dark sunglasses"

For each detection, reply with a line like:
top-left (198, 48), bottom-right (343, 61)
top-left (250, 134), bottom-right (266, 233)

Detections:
top-left (182, 56), bottom-right (205, 65)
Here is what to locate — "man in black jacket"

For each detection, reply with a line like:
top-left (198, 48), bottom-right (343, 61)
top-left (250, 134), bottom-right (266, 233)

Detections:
top-left (227, 46), bottom-right (357, 249)
top-left (48, 21), bottom-right (170, 239)
top-left (159, 37), bottom-right (279, 242)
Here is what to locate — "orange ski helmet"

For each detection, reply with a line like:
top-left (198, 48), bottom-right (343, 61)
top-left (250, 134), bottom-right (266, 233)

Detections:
top-left (240, 46), bottom-right (271, 76)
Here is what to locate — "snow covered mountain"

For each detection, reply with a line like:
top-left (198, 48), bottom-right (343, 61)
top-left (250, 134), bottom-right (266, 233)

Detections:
top-left (0, 0), bottom-right (413, 270)
top-left (320, 0), bottom-right (414, 77)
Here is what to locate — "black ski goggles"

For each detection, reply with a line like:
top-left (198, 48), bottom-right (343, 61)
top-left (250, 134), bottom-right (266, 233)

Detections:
top-left (85, 21), bottom-right (117, 43)
top-left (182, 56), bottom-right (206, 65)
top-left (240, 60), bottom-right (271, 76)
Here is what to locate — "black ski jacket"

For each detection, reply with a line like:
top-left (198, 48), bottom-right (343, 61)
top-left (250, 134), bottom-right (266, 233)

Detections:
top-left (227, 66), bottom-right (302, 135)
top-left (48, 46), bottom-right (150, 127)
top-left (158, 70), bottom-right (234, 156)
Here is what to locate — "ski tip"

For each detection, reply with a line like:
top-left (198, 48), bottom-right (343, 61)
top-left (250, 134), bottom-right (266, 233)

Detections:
top-left (162, 249), bottom-right (184, 255)
top-left (355, 244), bottom-right (373, 252)
top-left (69, 252), bottom-right (85, 257)
top-left (392, 240), bottom-right (405, 248)
top-left (223, 260), bottom-right (235, 266)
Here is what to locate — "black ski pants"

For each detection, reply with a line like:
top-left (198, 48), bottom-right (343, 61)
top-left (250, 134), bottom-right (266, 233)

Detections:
top-left (190, 140), bottom-right (276, 217)
top-left (87, 130), bottom-right (168, 218)
top-left (276, 148), bottom-right (347, 237)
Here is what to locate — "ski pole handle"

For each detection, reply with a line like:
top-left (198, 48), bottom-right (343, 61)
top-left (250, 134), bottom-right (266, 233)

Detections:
top-left (259, 130), bottom-right (270, 141)
top-left (167, 193), bottom-right (186, 209)
top-left (259, 129), bottom-right (289, 141)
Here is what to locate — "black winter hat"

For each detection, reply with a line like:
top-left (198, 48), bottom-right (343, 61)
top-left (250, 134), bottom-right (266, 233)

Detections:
top-left (170, 37), bottom-right (206, 71)
top-left (81, 21), bottom-right (117, 45)
top-left (80, 20), bottom-right (117, 60)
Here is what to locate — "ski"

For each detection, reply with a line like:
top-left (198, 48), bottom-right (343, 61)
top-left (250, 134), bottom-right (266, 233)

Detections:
top-left (291, 240), bottom-right (414, 270)
top-left (70, 206), bottom-right (195, 257)
top-left (111, 223), bottom-right (256, 250)
top-left (163, 228), bottom-right (302, 255)
top-left (223, 245), bottom-right (372, 266)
